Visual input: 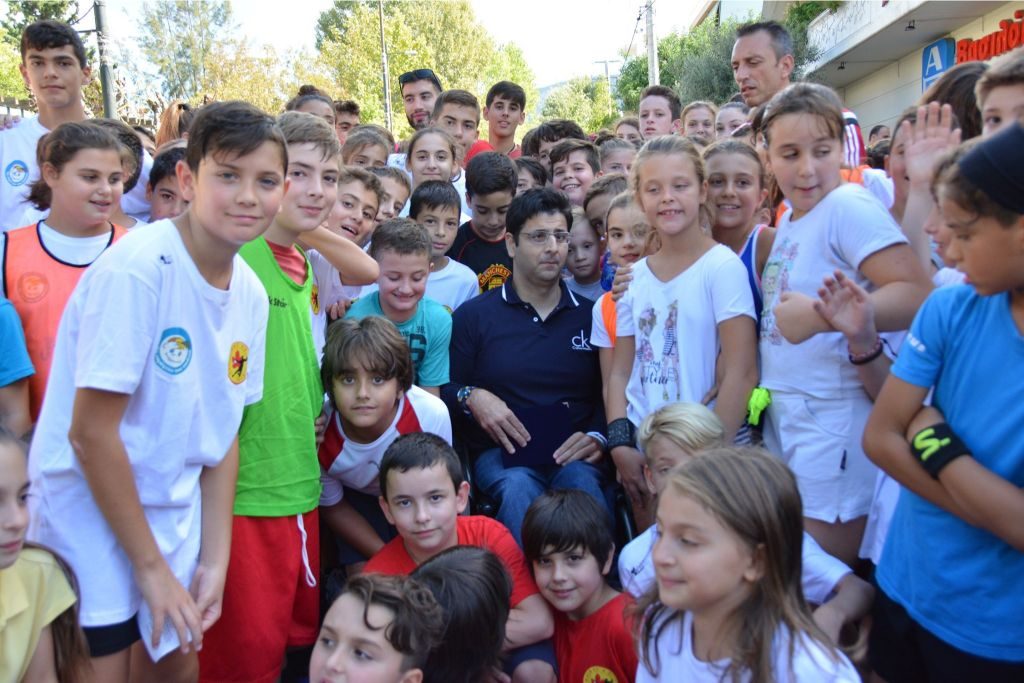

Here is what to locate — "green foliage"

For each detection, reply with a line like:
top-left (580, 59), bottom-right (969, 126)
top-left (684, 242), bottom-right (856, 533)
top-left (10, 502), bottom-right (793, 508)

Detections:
top-left (542, 77), bottom-right (619, 133)
top-left (137, 0), bottom-right (235, 100)
top-left (1, 0), bottom-right (81, 48)
top-left (615, 4), bottom-right (838, 113)
top-left (616, 34), bottom-right (685, 113)
top-left (0, 40), bottom-right (29, 100)
top-left (317, 0), bottom-right (536, 140)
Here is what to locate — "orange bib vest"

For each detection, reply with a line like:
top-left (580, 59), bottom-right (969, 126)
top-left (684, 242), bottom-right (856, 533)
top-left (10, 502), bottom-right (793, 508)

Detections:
top-left (600, 292), bottom-right (617, 345)
top-left (2, 222), bottom-right (126, 420)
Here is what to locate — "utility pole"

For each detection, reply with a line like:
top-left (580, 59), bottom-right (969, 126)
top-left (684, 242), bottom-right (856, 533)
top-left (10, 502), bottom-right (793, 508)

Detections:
top-left (646, 2), bottom-right (659, 86)
top-left (93, 0), bottom-right (115, 118)
top-left (378, 0), bottom-right (393, 132)
top-left (594, 59), bottom-right (621, 115)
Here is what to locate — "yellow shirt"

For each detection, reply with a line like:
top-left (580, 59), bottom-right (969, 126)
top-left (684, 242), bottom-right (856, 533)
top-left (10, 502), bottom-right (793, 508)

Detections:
top-left (0, 547), bottom-right (76, 682)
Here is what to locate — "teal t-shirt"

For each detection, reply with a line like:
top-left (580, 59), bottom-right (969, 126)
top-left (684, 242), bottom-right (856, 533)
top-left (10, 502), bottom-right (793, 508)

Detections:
top-left (346, 293), bottom-right (452, 387)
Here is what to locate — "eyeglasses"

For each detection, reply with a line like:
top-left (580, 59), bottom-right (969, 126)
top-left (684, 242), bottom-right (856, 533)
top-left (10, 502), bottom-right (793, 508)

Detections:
top-left (521, 230), bottom-right (571, 245)
top-left (398, 69), bottom-right (442, 90)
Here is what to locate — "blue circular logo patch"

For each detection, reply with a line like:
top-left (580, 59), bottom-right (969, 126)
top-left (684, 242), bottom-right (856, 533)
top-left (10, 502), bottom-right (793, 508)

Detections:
top-left (155, 327), bottom-right (192, 374)
top-left (5, 160), bottom-right (28, 186)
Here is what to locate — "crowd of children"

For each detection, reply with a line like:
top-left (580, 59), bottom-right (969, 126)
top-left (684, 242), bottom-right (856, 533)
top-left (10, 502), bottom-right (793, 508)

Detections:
top-left (1, 14), bottom-right (1023, 683)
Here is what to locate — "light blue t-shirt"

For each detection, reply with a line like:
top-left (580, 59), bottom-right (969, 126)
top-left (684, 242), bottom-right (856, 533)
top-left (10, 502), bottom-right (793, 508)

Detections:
top-left (346, 292), bottom-right (452, 387)
top-left (880, 285), bottom-right (1024, 661)
top-left (0, 296), bottom-right (33, 386)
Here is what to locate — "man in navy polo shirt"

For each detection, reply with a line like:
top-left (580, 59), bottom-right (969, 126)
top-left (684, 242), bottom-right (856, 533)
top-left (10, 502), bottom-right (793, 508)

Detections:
top-left (442, 187), bottom-right (609, 546)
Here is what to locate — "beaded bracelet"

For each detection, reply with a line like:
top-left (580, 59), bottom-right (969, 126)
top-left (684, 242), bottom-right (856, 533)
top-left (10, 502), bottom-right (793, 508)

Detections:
top-left (848, 337), bottom-right (884, 365)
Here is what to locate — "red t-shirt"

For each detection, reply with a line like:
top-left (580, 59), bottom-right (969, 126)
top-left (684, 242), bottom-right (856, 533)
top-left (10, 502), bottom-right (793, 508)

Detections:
top-left (554, 592), bottom-right (638, 683)
top-left (267, 240), bottom-right (308, 285)
top-left (364, 515), bottom-right (538, 607)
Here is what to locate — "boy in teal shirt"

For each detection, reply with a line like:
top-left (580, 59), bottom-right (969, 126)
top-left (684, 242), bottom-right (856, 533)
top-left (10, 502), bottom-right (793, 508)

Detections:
top-left (346, 218), bottom-right (452, 396)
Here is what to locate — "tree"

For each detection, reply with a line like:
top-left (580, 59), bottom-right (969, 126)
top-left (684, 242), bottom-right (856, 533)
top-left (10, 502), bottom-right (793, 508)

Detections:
top-left (1, 0), bottom-right (82, 48)
top-left (0, 40), bottom-right (29, 100)
top-left (615, 34), bottom-right (686, 113)
top-left (137, 0), bottom-right (235, 100)
top-left (317, 0), bottom-right (537, 139)
top-left (542, 77), bottom-right (620, 134)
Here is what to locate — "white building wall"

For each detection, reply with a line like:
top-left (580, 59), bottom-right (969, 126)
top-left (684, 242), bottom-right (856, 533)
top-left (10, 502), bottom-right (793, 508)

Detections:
top-left (839, 1), bottom-right (1024, 131)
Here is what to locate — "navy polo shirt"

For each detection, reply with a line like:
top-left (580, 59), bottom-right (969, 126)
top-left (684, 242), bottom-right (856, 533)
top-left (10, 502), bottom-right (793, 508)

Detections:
top-left (442, 278), bottom-right (605, 453)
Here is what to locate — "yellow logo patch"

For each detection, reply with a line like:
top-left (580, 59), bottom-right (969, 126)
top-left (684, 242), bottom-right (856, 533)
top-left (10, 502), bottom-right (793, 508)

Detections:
top-left (228, 342), bottom-right (249, 384)
top-left (311, 284), bottom-right (320, 314)
top-left (583, 666), bottom-right (619, 683)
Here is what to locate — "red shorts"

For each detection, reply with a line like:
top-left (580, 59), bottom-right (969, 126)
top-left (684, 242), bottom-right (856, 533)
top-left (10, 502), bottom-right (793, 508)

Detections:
top-left (198, 509), bottom-right (320, 683)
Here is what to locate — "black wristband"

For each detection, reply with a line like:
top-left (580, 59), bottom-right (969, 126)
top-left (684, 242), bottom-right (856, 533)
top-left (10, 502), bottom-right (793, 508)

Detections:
top-left (849, 337), bottom-right (884, 365)
top-left (911, 422), bottom-right (971, 479)
top-left (607, 418), bottom-right (636, 451)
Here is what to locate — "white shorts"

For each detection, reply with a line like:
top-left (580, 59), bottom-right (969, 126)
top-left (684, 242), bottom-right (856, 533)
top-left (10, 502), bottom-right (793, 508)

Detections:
top-left (763, 391), bottom-right (877, 522)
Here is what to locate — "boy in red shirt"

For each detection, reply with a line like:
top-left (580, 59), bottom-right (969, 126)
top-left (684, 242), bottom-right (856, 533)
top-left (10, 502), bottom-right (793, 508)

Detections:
top-left (522, 489), bottom-right (638, 683)
top-left (484, 81), bottom-right (527, 158)
top-left (366, 432), bottom-right (557, 683)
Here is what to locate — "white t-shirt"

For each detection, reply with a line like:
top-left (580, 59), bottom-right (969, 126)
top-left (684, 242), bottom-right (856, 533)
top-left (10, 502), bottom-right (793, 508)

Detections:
top-left (862, 168), bottom-right (894, 210)
top-left (591, 292), bottom-right (613, 348)
top-left (637, 610), bottom-right (859, 682)
top-left (319, 385), bottom-right (452, 504)
top-left (27, 219), bottom-right (268, 631)
top-left (617, 245), bottom-right (754, 426)
top-left (0, 221), bottom-right (113, 296)
top-left (760, 183), bottom-right (907, 399)
top-left (426, 258), bottom-right (478, 312)
top-left (620, 527), bottom-right (850, 606)
top-left (0, 118), bottom-right (152, 230)
top-left (308, 249), bottom-right (349, 361)
top-left (0, 115), bottom-right (47, 231)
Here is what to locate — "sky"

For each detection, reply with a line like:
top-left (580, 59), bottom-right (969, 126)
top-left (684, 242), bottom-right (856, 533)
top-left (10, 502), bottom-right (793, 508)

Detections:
top-left (103, 0), bottom-right (706, 88)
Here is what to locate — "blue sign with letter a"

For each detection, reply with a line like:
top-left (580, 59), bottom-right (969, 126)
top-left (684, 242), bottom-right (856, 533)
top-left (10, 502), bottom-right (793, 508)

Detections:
top-left (922, 38), bottom-right (955, 92)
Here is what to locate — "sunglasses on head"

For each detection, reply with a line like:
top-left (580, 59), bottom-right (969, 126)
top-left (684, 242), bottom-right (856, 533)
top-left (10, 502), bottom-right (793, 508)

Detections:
top-left (399, 69), bottom-right (442, 90)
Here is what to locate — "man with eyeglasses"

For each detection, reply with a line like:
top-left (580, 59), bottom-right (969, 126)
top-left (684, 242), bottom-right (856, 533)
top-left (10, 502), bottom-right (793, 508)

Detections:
top-left (399, 68), bottom-right (443, 131)
top-left (443, 187), bottom-right (611, 551)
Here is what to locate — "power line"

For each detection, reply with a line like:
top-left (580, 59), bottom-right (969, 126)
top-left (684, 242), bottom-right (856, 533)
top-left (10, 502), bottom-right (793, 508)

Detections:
top-left (623, 0), bottom-right (654, 67)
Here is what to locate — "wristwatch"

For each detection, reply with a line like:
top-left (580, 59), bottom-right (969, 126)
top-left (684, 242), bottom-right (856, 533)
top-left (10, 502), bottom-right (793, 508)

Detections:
top-left (457, 385), bottom-right (476, 417)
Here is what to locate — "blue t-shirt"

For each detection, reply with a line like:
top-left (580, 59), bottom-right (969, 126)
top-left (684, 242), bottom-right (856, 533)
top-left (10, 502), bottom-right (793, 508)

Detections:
top-left (879, 285), bottom-right (1024, 661)
top-left (346, 292), bottom-right (452, 387)
top-left (0, 296), bottom-right (33, 386)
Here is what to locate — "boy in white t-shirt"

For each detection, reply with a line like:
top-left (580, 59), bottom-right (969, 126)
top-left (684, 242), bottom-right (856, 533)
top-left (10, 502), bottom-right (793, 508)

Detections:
top-left (317, 316), bottom-right (452, 570)
top-left (411, 179), bottom-right (478, 311)
top-left (1, 20), bottom-right (91, 230)
top-left (27, 102), bottom-right (285, 681)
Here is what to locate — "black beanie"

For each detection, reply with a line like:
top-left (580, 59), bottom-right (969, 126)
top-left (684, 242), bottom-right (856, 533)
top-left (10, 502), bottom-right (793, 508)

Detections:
top-left (958, 121), bottom-right (1024, 214)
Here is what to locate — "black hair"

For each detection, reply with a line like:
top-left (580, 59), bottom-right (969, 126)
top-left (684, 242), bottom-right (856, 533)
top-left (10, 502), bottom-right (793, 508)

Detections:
top-left (21, 20), bottom-right (87, 68)
top-left (412, 546), bottom-right (512, 683)
top-left (378, 432), bottom-right (465, 500)
top-left (533, 119), bottom-right (587, 145)
top-left (514, 156), bottom-right (547, 187)
top-left (486, 80), bottom-right (526, 109)
top-left (149, 146), bottom-right (187, 190)
top-left (28, 121), bottom-right (123, 211)
top-left (320, 316), bottom-right (415, 411)
top-left (92, 118), bottom-right (144, 194)
top-left (521, 489), bottom-right (614, 568)
top-left (185, 101), bottom-right (287, 174)
top-left (409, 180), bottom-right (461, 219)
top-left (505, 187), bottom-right (573, 240)
top-left (132, 125), bottom-right (156, 147)
top-left (736, 20), bottom-right (794, 60)
top-left (465, 151), bottom-right (518, 199)
top-left (285, 85), bottom-right (334, 114)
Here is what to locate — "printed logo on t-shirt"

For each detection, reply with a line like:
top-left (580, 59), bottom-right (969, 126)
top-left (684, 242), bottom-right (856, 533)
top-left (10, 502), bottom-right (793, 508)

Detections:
top-left (16, 272), bottom-right (48, 303)
top-left (4, 159), bottom-right (28, 186)
top-left (571, 329), bottom-right (592, 351)
top-left (155, 327), bottom-right (192, 375)
top-left (311, 283), bottom-right (320, 314)
top-left (478, 263), bottom-right (511, 292)
top-left (228, 341), bottom-right (249, 384)
top-left (584, 666), bottom-right (619, 683)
